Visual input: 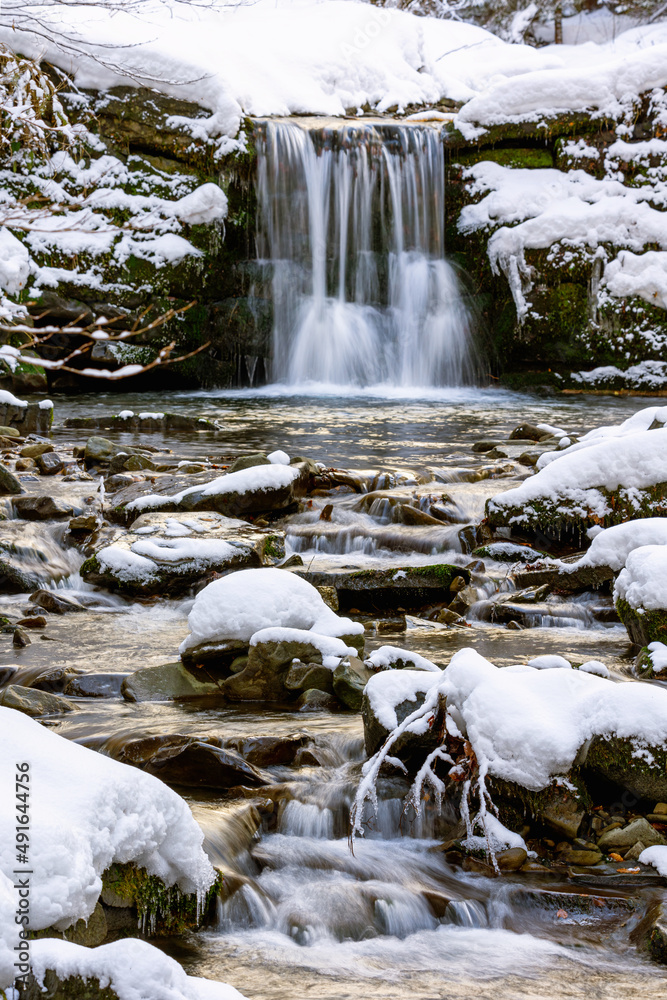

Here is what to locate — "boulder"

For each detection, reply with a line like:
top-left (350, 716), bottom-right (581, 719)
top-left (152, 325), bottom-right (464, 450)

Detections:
top-left (284, 661), bottom-right (334, 694)
top-left (64, 673), bottom-right (127, 698)
top-left (598, 817), bottom-right (666, 850)
top-left (299, 564), bottom-right (471, 613)
top-left (222, 635), bottom-right (336, 703)
top-left (81, 511), bottom-right (285, 596)
top-left (0, 394), bottom-right (52, 436)
top-left (29, 590), bottom-right (85, 613)
top-left (20, 441), bottom-right (53, 459)
top-left (36, 451), bottom-right (64, 475)
top-left (228, 453), bottom-right (270, 472)
top-left (13, 496), bottom-right (74, 520)
top-left (332, 656), bottom-right (372, 711)
top-left (64, 411), bottom-right (220, 433)
top-left (109, 734), bottom-right (270, 789)
top-left (361, 668), bottom-right (445, 765)
top-left (224, 733), bottom-right (309, 767)
top-left (296, 688), bottom-right (341, 712)
top-left (121, 662), bottom-right (226, 702)
top-left (583, 734), bottom-right (667, 803)
top-left (0, 684), bottom-right (75, 716)
top-left (0, 463), bottom-right (22, 495)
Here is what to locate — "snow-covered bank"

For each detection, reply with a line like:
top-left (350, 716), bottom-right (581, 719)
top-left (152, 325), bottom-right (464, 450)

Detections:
top-left (0, 707), bottom-right (215, 981)
top-left (2, 1), bottom-right (666, 145)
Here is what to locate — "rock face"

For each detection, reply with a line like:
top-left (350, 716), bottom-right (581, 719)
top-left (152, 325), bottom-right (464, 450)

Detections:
top-left (0, 395), bottom-right (52, 435)
top-left (65, 411), bottom-right (220, 434)
top-left (81, 511), bottom-right (285, 596)
top-left (584, 735), bottom-right (667, 803)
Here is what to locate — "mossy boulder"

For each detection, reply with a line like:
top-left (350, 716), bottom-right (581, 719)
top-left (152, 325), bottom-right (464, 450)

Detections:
top-left (616, 599), bottom-right (667, 647)
top-left (100, 862), bottom-right (222, 935)
top-left (583, 734), bottom-right (667, 803)
top-left (302, 564), bottom-right (470, 613)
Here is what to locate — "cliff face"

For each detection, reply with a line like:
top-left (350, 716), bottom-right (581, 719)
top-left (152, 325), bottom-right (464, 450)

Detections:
top-left (14, 77), bottom-right (667, 391)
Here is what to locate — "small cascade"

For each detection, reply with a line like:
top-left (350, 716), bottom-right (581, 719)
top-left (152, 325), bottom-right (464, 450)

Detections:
top-left (255, 120), bottom-right (476, 387)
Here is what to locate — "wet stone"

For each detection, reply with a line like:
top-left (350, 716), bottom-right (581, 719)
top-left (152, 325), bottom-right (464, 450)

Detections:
top-left (224, 733), bottom-right (309, 767)
top-left (13, 626), bottom-right (30, 647)
top-left (598, 817), bottom-right (666, 849)
top-left (29, 590), bottom-right (85, 614)
top-left (13, 496), bottom-right (74, 520)
top-left (0, 463), bottom-right (22, 495)
top-left (16, 615), bottom-right (46, 629)
top-left (116, 735), bottom-right (271, 789)
top-left (284, 661), bottom-right (334, 694)
top-left (121, 662), bottom-right (225, 702)
top-left (332, 656), bottom-right (372, 711)
top-left (0, 684), bottom-right (74, 716)
top-left (296, 688), bottom-right (341, 712)
top-left (20, 441), bottom-right (53, 459)
top-left (36, 451), bottom-right (65, 475)
top-left (64, 673), bottom-right (127, 698)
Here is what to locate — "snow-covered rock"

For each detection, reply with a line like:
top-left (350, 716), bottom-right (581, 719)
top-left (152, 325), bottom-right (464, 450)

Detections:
top-left (615, 544), bottom-right (667, 646)
top-left (0, 707), bottom-right (215, 954)
top-left (486, 428), bottom-right (667, 534)
top-left (179, 567), bottom-right (364, 666)
top-left (111, 463), bottom-right (303, 524)
top-left (82, 512), bottom-right (285, 596)
top-left (25, 937), bottom-right (246, 1000)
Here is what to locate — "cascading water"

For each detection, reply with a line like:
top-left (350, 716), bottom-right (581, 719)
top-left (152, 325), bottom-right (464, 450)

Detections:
top-left (255, 120), bottom-right (477, 387)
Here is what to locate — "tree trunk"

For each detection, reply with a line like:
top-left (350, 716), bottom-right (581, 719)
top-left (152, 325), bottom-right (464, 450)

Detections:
top-left (554, 4), bottom-right (563, 45)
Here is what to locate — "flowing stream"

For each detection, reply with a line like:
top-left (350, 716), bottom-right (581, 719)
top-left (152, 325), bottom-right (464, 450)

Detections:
top-left (3, 388), bottom-right (666, 998)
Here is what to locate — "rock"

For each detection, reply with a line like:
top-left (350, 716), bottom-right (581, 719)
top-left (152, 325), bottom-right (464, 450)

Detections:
top-left (539, 785), bottom-right (586, 840)
top-left (562, 849), bottom-right (603, 866)
top-left (224, 733), bottom-right (309, 767)
top-left (317, 585), bottom-right (339, 612)
top-left (633, 901), bottom-right (667, 965)
top-left (0, 463), bottom-right (22, 494)
top-left (0, 684), bottom-right (74, 716)
top-left (20, 441), bottom-right (53, 458)
top-left (84, 436), bottom-right (126, 465)
top-left (584, 735), bottom-right (667, 803)
top-left (29, 590), bottom-right (85, 614)
top-left (81, 511), bottom-right (285, 597)
top-left (296, 688), bottom-right (341, 712)
top-left (332, 656), bottom-right (372, 711)
top-left (68, 514), bottom-right (98, 532)
top-left (472, 440), bottom-right (503, 453)
top-left (63, 901), bottom-right (108, 948)
top-left (299, 564), bottom-right (471, 613)
top-left (362, 671), bottom-right (445, 766)
top-left (0, 425), bottom-right (20, 438)
top-left (497, 848), bottom-right (528, 871)
top-left (228, 453), bottom-right (270, 472)
top-left (15, 458), bottom-right (36, 472)
top-left (284, 661), bottom-right (334, 694)
top-left (598, 817), bottom-right (666, 849)
top-left (509, 423), bottom-right (548, 441)
top-left (223, 636), bottom-right (331, 702)
top-left (64, 673), bottom-right (126, 698)
top-left (13, 626), bottom-right (30, 647)
top-left (35, 451), bottom-right (64, 475)
top-left (121, 662), bottom-right (225, 702)
top-left (64, 411), bottom-right (220, 434)
top-left (13, 496), bottom-right (74, 520)
top-left (623, 840), bottom-right (647, 861)
top-left (0, 397), bottom-right (52, 436)
top-left (17, 616), bottom-right (47, 628)
top-left (395, 504), bottom-right (446, 527)
top-left (110, 734), bottom-right (270, 789)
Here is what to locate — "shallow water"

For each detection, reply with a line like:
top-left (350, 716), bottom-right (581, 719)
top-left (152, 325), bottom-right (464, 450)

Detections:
top-left (11, 387), bottom-right (667, 998)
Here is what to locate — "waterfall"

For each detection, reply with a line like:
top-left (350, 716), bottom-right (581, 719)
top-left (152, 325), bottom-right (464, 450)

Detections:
top-left (254, 120), bottom-right (477, 388)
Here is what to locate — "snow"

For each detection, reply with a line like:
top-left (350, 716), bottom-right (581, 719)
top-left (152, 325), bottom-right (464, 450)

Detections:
top-left (648, 642), bottom-right (667, 675)
top-left (179, 567), bottom-right (363, 656)
top-left (579, 660), bottom-right (611, 678)
top-left (614, 544), bottom-right (667, 611)
top-left (267, 450), bottom-right (290, 465)
top-left (2, 2), bottom-right (667, 146)
top-left (0, 389), bottom-right (26, 408)
top-left (249, 626), bottom-right (356, 668)
top-left (366, 646), bottom-right (441, 673)
top-left (0, 227), bottom-right (29, 294)
top-left (537, 406), bottom-right (667, 469)
top-left (458, 163), bottom-right (667, 319)
top-left (28, 938), bottom-right (247, 1000)
top-left (603, 250), bottom-right (667, 309)
top-left (569, 518), bottom-right (667, 573)
top-left (127, 463), bottom-right (300, 515)
top-left (462, 814), bottom-right (528, 855)
top-left (488, 428), bottom-right (667, 526)
top-left (0, 871), bottom-right (19, 989)
top-left (365, 668), bottom-right (444, 732)
top-left (170, 183), bottom-right (228, 225)
top-left (638, 845), bottom-right (667, 876)
top-left (572, 361), bottom-right (667, 390)
top-left (440, 648), bottom-right (667, 791)
top-left (0, 707), bottom-right (215, 972)
top-left (527, 654), bottom-right (572, 670)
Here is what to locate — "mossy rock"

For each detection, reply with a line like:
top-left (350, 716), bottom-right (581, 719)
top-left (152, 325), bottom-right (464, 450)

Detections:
top-left (616, 598), bottom-right (667, 647)
top-left (101, 862), bottom-right (222, 935)
top-left (334, 564), bottom-right (470, 613)
top-left (17, 970), bottom-right (118, 1000)
top-left (583, 733), bottom-right (667, 803)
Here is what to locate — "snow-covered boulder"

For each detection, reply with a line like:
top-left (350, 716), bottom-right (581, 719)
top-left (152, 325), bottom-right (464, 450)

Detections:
top-left (179, 568), bottom-right (364, 686)
top-left (486, 428), bottom-right (667, 536)
top-left (81, 512), bottom-right (285, 596)
top-left (0, 389), bottom-right (52, 436)
top-left (20, 938), bottom-right (246, 1000)
top-left (0, 707), bottom-right (215, 958)
top-left (615, 544), bottom-right (667, 646)
top-left (362, 667), bottom-right (445, 760)
top-left (108, 463), bottom-right (306, 525)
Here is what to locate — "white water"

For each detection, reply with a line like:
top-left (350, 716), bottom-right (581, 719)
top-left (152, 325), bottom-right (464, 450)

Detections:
top-left (255, 121), bottom-right (477, 387)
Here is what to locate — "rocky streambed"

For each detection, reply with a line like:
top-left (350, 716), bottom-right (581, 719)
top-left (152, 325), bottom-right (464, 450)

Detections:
top-left (3, 387), bottom-right (667, 1000)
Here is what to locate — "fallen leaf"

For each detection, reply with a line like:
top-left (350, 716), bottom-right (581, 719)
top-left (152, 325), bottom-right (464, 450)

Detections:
top-left (609, 853), bottom-right (624, 862)
top-left (616, 867), bottom-right (640, 874)
top-left (556, 909), bottom-right (568, 919)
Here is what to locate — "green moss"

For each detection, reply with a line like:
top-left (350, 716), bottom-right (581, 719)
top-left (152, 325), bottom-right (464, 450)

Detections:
top-left (101, 862), bottom-right (223, 935)
top-left (616, 597), bottom-right (667, 647)
top-left (263, 534), bottom-right (285, 561)
top-left (455, 147), bottom-right (554, 169)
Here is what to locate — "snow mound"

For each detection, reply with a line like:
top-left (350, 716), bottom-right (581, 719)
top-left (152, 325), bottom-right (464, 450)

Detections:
top-left (614, 544), bottom-right (667, 611)
top-left (365, 668), bottom-right (444, 732)
top-left (366, 646), bottom-right (440, 673)
top-left (648, 642), bottom-right (667, 675)
top-left (579, 660), bottom-right (611, 678)
top-left (537, 405), bottom-right (667, 469)
top-left (569, 518), bottom-right (667, 573)
top-left (28, 938), bottom-right (246, 1000)
top-left (638, 845), bottom-right (667, 877)
top-left (0, 708), bottom-right (214, 943)
top-left (127, 463), bottom-right (299, 515)
top-left (180, 567), bottom-right (363, 656)
top-left (527, 654), bottom-right (572, 670)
